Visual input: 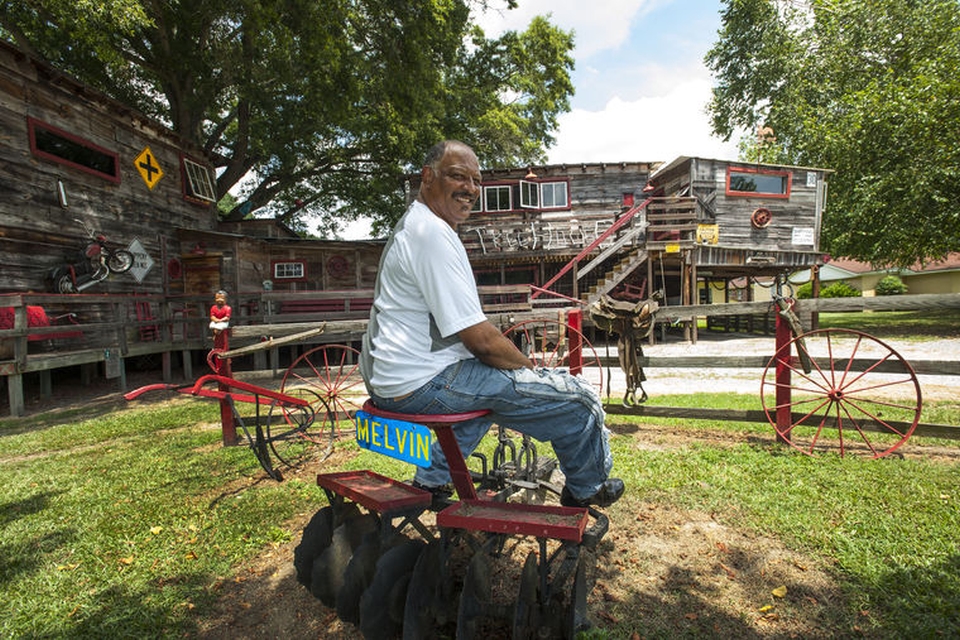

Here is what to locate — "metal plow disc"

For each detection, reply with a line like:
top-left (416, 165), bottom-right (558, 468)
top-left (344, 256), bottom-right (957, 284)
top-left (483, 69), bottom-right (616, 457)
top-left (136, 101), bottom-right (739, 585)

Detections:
top-left (335, 530), bottom-right (382, 625)
top-left (358, 539), bottom-right (426, 640)
top-left (511, 551), bottom-right (541, 638)
top-left (310, 513), bottom-right (378, 607)
top-left (403, 539), bottom-right (460, 639)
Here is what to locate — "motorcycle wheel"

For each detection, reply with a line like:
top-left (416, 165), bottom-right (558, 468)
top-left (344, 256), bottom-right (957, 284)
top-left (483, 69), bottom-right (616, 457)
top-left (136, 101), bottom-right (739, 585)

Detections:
top-left (56, 273), bottom-right (77, 294)
top-left (107, 250), bottom-right (135, 273)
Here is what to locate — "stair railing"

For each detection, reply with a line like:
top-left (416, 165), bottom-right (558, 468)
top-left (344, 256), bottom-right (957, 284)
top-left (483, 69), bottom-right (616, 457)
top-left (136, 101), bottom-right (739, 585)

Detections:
top-left (531, 196), bottom-right (655, 299)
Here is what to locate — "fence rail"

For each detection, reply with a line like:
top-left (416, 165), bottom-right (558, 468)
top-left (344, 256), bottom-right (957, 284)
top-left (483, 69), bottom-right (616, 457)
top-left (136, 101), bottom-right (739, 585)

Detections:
top-left (3, 291), bottom-right (959, 422)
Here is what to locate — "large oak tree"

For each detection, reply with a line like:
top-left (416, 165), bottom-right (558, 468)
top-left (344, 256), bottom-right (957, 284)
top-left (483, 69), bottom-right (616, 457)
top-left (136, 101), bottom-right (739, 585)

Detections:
top-left (706, 0), bottom-right (960, 267)
top-left (2, 0), bottom-right (574, 236)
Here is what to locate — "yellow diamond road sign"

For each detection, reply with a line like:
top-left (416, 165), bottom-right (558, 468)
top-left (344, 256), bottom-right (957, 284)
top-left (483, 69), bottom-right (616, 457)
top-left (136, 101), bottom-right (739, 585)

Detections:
top-left (134, 147), bottom-right (164, 189)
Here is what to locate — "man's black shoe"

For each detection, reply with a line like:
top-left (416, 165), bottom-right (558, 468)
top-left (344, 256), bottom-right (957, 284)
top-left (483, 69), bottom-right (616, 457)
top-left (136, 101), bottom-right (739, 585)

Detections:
top-left (560, 478), bottom-right (625, 508)
top-left (412, 481), bottom-right (455, 510)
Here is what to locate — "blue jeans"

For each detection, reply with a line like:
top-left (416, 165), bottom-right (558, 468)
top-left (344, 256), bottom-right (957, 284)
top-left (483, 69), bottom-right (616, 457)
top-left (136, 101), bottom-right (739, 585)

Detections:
top-left (367, 359), bottom-right (614, 501)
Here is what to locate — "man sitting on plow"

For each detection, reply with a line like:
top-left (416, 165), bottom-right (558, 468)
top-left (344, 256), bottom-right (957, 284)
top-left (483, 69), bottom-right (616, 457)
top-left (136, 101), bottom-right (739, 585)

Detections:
top-left (360, 140), bottom-right (624, 509)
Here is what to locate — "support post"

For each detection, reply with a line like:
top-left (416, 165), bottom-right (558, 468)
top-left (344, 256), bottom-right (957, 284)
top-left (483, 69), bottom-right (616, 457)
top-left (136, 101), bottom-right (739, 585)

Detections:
top-left (566, 308), bottom-right (583, 376)
top-left (215, 330), bottom-right (238, 446)
top-left (774, 300), bottom-right (794, 445)
top-left (7, 372), bottom-right (24, 417)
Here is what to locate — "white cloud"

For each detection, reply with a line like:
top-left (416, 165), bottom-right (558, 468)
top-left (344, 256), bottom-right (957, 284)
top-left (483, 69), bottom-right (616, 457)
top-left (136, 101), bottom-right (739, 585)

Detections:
top-left (471, 1), bottom-right (740, 165)
top-left (546, 79), bottom-right (740, 164)
top-left (472, 0), bottom-right (661, 58)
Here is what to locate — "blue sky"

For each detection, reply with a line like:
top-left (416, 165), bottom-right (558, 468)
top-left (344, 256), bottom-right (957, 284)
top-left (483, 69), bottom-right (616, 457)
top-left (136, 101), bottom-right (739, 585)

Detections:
top-left (473, 0), bottom-right (741, 164)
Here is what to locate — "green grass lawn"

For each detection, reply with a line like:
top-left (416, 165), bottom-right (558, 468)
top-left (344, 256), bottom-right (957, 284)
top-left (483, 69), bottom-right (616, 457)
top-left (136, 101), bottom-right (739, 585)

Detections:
top-left (2, 306), bottom-right (958, 638)
top-left (809, 308), bottom-right (960, 340)
top-left (2, 390), bottom-right (958, 637)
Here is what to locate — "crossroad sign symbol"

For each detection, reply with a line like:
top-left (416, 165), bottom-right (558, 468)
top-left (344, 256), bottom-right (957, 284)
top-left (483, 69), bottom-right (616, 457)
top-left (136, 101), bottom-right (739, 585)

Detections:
top-left (134, 147), bottom-right (164, 189)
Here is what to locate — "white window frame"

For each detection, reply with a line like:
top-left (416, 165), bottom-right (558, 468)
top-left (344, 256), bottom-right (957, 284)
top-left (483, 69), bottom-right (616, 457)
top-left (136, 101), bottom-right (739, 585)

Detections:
top-left (273, 261), bottom-right (305, 279)
top-left (519, 180), bottom-right (539, 208)
top-left (182, 157), bottom-right (217, 202)
top-left (520, 180), bottom-right (568, 210)
top-left (483, 185), bottom-right (512, 212)
top-left (539, 181), bottom-right (568, 209)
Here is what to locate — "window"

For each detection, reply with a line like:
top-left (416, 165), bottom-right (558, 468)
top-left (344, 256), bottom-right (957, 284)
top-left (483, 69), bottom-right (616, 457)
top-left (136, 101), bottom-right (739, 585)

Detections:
top-left (520, 180), bottom-right (568, 210)
top-left (726, 166), bottom-right (791, 199)
top-left (27, 117), bottom-right (120, 182)
top-left (484, 185), bottom-right (512, 212)
top-left (181, 156), bottom-right (217, 202)
top-left (520, 180), bottom-right (539, 208)
top-left (273, 261), bottom-right (306, 280)
top-left (540, 181), bottom-right (568, 209)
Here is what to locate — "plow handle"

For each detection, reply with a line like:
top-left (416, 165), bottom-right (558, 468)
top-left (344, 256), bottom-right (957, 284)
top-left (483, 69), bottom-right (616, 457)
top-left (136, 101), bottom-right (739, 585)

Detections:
top-left (123, 383), bottom-right (183, 401)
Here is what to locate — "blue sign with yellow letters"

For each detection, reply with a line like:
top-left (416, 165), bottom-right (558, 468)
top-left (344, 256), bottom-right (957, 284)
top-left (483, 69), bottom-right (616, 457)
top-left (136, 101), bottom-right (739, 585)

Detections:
top-left (355, 411), bottom-right (433, 467)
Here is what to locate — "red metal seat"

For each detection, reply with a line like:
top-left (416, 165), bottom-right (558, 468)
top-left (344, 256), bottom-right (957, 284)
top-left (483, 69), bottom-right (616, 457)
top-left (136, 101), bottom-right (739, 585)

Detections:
top-left (360, 399), bottom-right (490, 501)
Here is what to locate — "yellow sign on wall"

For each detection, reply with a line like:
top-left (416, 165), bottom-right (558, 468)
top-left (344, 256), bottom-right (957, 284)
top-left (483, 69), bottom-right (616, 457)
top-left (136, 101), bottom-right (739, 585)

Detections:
top-left (134, 147), bottom-right (164, 189)
top-left (697, 224), bottom-right (720, 245)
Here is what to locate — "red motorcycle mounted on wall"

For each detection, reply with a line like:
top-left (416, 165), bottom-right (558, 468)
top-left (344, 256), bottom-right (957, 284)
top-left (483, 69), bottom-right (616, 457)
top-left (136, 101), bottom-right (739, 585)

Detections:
top-left (49, 219), bottom-right (135, 293)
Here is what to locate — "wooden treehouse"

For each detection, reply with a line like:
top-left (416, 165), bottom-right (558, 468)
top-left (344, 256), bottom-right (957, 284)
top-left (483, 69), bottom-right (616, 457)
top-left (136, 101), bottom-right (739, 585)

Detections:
top-left (444, 156), bottom-right (830, 339)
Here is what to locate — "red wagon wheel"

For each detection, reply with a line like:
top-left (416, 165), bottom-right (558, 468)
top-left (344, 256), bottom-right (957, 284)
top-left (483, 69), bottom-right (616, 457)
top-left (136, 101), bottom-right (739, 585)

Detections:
top-left (501, 318), bottom-right (603, 393)
top-left (760, 328), bottom-right (922, 458)
top-left (280, 344), bottom-right (366, 438)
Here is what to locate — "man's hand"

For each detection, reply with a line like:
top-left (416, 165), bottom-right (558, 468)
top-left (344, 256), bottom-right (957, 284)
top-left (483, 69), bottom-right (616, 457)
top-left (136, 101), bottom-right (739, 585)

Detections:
top-left (458, 321), bottom-right (534, 370)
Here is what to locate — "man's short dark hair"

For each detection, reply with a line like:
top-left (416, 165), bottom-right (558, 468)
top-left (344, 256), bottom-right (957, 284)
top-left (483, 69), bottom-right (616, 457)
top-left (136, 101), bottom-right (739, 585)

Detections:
top-left (423, 140), bottom-right (472, 169)
top-left (423, 141), bottom-right (449, 169)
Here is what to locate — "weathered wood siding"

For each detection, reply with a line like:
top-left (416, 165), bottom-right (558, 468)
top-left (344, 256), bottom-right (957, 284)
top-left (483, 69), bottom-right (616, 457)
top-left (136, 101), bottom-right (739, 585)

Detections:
top-left (0, 41), bottom-right (217, 295)
top-left (175, 228), bottom-right (384, 296)
top-left (453, 162), bottom-right (656, 262)
top-left (650, 157), bottom-right (828, 254)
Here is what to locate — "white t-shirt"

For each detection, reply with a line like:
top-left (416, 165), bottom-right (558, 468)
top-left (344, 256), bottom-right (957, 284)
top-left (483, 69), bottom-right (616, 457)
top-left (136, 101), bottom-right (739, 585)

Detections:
top-left (361, 200), bottom-right (487, 397)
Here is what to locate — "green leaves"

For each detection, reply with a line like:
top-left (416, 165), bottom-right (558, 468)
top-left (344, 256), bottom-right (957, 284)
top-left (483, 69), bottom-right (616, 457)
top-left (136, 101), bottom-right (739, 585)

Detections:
top-left (707, 0), bottom-right (960, 267)
top-left (4, 0), bottom-right (575, 235)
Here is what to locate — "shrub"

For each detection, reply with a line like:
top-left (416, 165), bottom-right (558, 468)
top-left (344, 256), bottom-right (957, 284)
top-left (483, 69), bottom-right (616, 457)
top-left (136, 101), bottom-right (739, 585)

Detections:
top-left (820, 281), bottom-right (861, 298)
top-left (875, 274), bottom-right (908, 296)
top-left (795, 282), bottom-right (813, 299)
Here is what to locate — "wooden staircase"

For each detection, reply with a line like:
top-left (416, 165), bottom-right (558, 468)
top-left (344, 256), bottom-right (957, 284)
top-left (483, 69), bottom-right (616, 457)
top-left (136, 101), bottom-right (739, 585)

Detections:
top-left (584, 248), bottom-right (649, 305)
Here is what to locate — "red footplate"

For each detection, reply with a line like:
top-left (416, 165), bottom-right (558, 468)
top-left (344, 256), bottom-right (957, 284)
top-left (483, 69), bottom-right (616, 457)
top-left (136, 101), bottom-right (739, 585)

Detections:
top-left (316, 470), bottom-right (432, 513)
top-left (437, 500), bottom-right (588, 542)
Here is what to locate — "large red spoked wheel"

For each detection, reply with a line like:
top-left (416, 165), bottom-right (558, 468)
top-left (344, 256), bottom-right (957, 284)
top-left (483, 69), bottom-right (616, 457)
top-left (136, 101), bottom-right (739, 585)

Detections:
top-left (761, 328), bottom-right (922, 458)
top-left (280, 344), bottom-right (366, 438)
top-left (501, 319), bottom-right (603, 393)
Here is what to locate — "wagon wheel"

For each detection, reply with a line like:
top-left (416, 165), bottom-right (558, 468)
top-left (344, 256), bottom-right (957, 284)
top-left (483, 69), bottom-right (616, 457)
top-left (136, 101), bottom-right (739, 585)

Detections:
top-left (761, 328), bottom-right (922, 458)
top-left (501, 319), bottom-right (603, 393)
top-left (280, 344), bottom-right (365, 439)
top-left (265, 388), bottom-right (334, 468)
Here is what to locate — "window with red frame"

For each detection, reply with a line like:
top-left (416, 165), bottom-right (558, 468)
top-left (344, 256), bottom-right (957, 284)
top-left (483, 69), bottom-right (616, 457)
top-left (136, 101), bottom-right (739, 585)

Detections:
top-left (725, 166), bottom-right (791, 199)
top-left (27, 117), bottom-right (120, 183)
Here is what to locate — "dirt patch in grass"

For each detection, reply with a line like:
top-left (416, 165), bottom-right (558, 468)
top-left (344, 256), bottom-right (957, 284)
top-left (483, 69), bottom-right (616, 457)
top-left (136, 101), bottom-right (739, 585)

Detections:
top-left (193, 424), bottom-right (871, 640)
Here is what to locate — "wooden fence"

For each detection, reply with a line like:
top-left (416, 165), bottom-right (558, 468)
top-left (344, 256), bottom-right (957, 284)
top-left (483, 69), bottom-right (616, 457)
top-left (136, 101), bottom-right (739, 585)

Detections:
top-left (605, 292), bottom-right (960, 439)
top-left (2, 291), bottom-right (959, 421)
